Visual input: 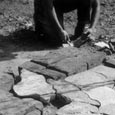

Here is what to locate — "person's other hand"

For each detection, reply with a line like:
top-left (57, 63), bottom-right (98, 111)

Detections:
top-left (60, 30), bottom-right (70, 43)
top-left (84, 28), bottom-right (96, 34)
top-left (84, 28), bottom-right (96, 41)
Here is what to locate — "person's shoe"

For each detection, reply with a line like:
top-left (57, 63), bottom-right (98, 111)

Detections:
top-left (72, 33), bottom-right (90, 48)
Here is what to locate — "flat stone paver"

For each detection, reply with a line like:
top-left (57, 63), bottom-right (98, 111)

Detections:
top-left (3, 47), bottom-right (115, 115)
top-left (65, 70), bottom-right (107, 87)
top-left (19, 61), bottom-right (66, 80)
top-left (62, 91), bottom-right (100, 107)
top-left (90, 65), bottom-right (115, 80)
top-left (0, 90), bottom-right (43, 115)
top-left (19, 47), bottom-right (105, 80)
top-left (56, 102), bottom-right (99, 115)
top-left (104, 56), bottom-right (115, 68)
top-left (48, 79), bottom-right (80, 94)
top-left (99, 104), bottom-right (115, 115)
top-left (0, 73), bottom-right (14, 91)
top-left (85, 86), bottom-right (115, 107)
top-left (13, 69), bottom-right (55, 100)
top-left (42, 106), bottom-right (57, 115)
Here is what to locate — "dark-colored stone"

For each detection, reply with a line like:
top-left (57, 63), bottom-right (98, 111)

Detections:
top-left (104, 58), bottom-right (115, 68)
top-left (30, 47), bottom-right (105, 76)
top-left (0, 90), bottom-right (43, 115)
top-left (19, 61), bottom-right (66, 80)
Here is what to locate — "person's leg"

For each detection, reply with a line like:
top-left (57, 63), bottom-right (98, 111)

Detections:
top-left (33, 0), bottom-right (60, 45)
top-left (34, 0), bottom-right (45, 37)
top-left (74, 6), bottom-right (90, 39)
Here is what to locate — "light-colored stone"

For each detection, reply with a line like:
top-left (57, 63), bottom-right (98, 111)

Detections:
top-left (13, 69), bottom-right (55, 100)
top-left (26, 110), bottom-right (41, 115)
top-left (43, 106), bottom-right (57, 115)
top-left (65, 70), bottom-right (106, 86)
top-left (62, 91), bottom-right (100, 107)
top-left (85, 86), bottom-right (115, 107)
top-left (48, 80), bottom-right (100, 106)
top-left (48, 79), bottom-right (80, 94)
top-left (99, 104), bottom-right (115, 115)
top-left (56, 102), bottom-right (99, 115)
top-left (90, 65), bottom-right (115, 80)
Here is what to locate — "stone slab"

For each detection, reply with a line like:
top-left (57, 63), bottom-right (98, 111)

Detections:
top-left (90, 65), bottom-right (115, 80)
top-left (99, 104), bottom-right (115, 115)
top-left (31, 47), bottom-right (105, 76)
top-left (48, 80), bottom-right (100, 107)
top-left (26, 110), bottom-right (41, 115)
top-left (56, 102), bottom-right (99, 115)
top-left (42, 106), bottom-right (57, 115)
top-left (0, 90), bottom-right (43, 115)
top-left (49, 56), bottom-right (87, 75)
top-left (65, 70), bottom-right (107, 89)
top-left (0, 73), bottom-right (14, 91)
top-left (32, 53), bottom-right (67, 66)
top-left (13, 69), bottom-right (55, 100)
top-left (0, 98), bottom-right (43, 115)
top-left (48, 79), bottom-right (80, 94)
top-left (104, 57), bottom-right (115, 68)
top-left (85, 86), bottom-right (115, 107)
top-left (19, 61), bottom-right (66, 80)
top-left (62, 91), bottom-right (100, 107)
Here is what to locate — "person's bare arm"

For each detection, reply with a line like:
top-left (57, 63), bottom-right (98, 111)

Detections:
top-left (44, 0), bottom-right (69, 42)
top-left (90, 0), bottom-right (100, 29)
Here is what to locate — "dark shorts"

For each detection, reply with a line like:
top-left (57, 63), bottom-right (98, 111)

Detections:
top-left (53, 0), bottom-right (90, 22)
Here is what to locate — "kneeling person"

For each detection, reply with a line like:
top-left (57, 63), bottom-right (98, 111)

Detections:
top-left (34, 0), bottom-right (100, 46)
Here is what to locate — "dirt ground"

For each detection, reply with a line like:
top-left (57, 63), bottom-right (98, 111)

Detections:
top-left (0, 0), bottom-right (115, 75)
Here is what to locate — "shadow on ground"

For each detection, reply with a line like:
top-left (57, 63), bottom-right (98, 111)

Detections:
top-left (0, 29), bottom-right (61, 61)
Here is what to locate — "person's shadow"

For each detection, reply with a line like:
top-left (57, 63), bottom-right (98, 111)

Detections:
top-left (0, 29), bottom-right (61, 61)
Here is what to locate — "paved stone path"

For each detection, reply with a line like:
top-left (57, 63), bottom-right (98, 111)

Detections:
top-left (1, 47), bottom-right (115, 115)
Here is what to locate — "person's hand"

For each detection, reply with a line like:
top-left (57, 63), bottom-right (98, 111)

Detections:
top-left (84, 28), bottom-right (96, 41)
top-left (60, 30), bottom-right (70, 43)
top-left (84, 28), bottom-right (96, 35)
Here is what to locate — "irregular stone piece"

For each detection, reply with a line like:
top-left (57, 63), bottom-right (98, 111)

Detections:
top-left (42, 106), bottom-right (57, 115)
top-left (65, 71), bottom-right (106, 88)
top-left (0, 98), bottom-right (43, 115)
top-left (19, 61), bottom-right (66, 80)
top-left (13, 69), bottom-right (55, 100)
top-left (85, 86), bottom-right (115, 107)
top-left (19, 61), bottom-right (46, 73)
top-left (48, 79), bottom-right (80, 94)
top-left (56, 102), bottom-right (99, 115)
top-left (0, 73), bottom-right (14, 91)
top-left (0, 90), bottom-right (14, 102)
top-left (50, 56), bottom-right (87, 75)
top-left (0, 89), bottom-right (43, 115)
top-left (104, 57), bottom-right (115, 68)
top-left (62, 91), bottom-right (100, 107)
top-left (99, 104), bottom-right (115, 115)
top-left (31, 47), bottom-right (105, 76)
top-left (48, 80), bottom-right (100, 107)
top-left (91, 65), bottom-right (115, 80)
top-left (26, 110), bottom-right (41, 115)
top-left (32, 54), bottom-right (66, 65)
